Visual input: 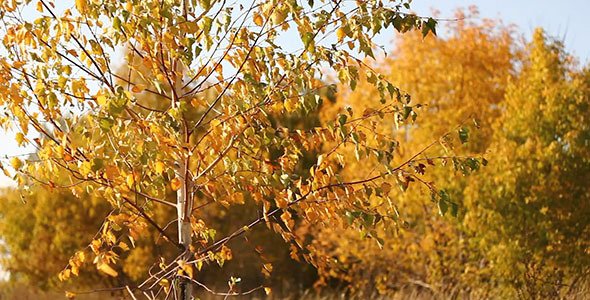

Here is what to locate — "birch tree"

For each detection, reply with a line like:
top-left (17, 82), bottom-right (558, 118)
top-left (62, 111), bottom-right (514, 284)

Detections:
top-left (0, 0), bottom-right (461, 298)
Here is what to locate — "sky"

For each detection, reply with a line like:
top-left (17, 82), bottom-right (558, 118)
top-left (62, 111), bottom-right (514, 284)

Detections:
top-left (0, 0), bottom-right (589, 187)
top-left (410, 0), bottom-right (590, 62)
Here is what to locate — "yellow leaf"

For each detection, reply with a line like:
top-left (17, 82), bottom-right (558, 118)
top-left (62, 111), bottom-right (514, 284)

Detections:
top-left (271, 10), bottom-right (286, 25)
top-left (10, 157), bottom-right (23, 170)
top-left (15, 132), bottom-right (25, 146)
top-left (126, 174), bottom-right (135, 187)
top-left (316, 154), bottom-right (324, 167)
top-left (118, 241), bottom-right (130, 251)
top-left (336, 27), bottom-right (346, 42)
top-left (271, 101), bottom-right (283, 113)
top-left (80, 161), bottom-right (92, 177)
top-left (253, 13), bottom-right (264, 26)
top-left (280, 211), bottom-right (294, 230)
top-left (155, 161), bottom-right (165, 174)
top-left (220, 245), bottom-right (233, 261)
top-left (75, 0), bottom-right (87, 14)
top-left (170, 177), bottom-right (182, 191)
top-left (178, 260), bottom-right (194, 278)
top-left (96, 95), bottom-right (107, 105)
top-left (90, 239), bottom-right (101, 254)
top-left (264, 287), bottom-right (272, 295)
top-left (76, 251), bottom-right (86, 263)
top-left (159, 278), bottom-right (170, 294)
top-left (65, 291), bottom-right (76, 299)
top-left (36, 1), bottom-right (43, 13)
top-left (158, 278), bottom-right (169, 287)
top-left (97, 261), bottom-right (118, 277)
top-left (210, 119), bottom-right (221, 128)
top-left (284, 98), bottom-right (297, 112)
top-left (124, 1), bottom-right (133, 11)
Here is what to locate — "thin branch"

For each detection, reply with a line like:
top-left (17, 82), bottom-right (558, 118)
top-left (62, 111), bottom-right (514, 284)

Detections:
top-left (179, 275), bottom-right (263, 297)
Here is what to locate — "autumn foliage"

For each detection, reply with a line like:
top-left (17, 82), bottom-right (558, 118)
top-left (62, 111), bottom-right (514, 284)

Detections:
top-left (0, 2), bottom-right (589, 300)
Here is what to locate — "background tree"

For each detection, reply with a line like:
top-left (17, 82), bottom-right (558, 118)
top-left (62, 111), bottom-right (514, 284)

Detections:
top-left (0, 186), bottom-right (114, 289)
top-left (312, 11), bottom-right (590, 299)
top-left (462, 29), bottom-right (590, 299)
top-left (312, 8), bottom-right (518, 297)
top-left (0, 0), bottom-right (456, 299)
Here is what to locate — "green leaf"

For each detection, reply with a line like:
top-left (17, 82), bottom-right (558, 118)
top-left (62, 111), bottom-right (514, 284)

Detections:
top-left (362, 213), bottom-right (374, 227)
top-left (438, 199), bottom-right (448, 216)
top-left (376, 237), bottom-right (384, 249)
top-left (99, 117), bottom-right (114, 132)
top-left (345, 211), bottom-right (355, 225)
top-left (458, 127), bottom-right (469, 144)
top-left (113, 17), bottom-right (122, 31)
top-left (346, 106), bottom-right (353, 117)
top-left (403, 105), bottom-right (412, 119)
top-left (91, 158), bottom-right (104, 172)
top-left (160, 8), bottom-right (173, 20)
top-left (439, 190), bottom-right (450, 202)
top-left (337, 113), bottom-right (347, 126)
top-left (301, 32), bottom-right (315, 51)
top-left (421, 17), bottom-right (437, 38)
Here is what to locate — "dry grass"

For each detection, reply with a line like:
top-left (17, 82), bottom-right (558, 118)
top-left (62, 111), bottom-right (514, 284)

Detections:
top-left (1, 281), bottom-right (589, 300)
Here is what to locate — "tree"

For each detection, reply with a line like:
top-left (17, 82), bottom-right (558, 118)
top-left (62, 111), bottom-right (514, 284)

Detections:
top-left (312, 8), bottom-right (518, 297)
top-left (0, 48), bottom-right (319, 295)
top-left (0, 0), bottom-right (456, 298)
top-left (0, 187), bottom-right (115, 290)
top-left (310, 21), bottom-right (590, 299)
top-left (462, 29), bottom-right (590, 299)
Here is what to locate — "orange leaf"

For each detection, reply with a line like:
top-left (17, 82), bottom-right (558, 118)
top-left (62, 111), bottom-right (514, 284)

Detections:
top-left (131, 84), bottom-right (145, 93)
top-left (253, 13), bottom-right (263, 26)
top-left (75, 0), bottom-right (87, 14)
top-left (105, 165), bottom-right (119, 180)
top-left (64, 153), bottom-right (75, 162)
top-left (171, 177), bottom-right (182, 191)
top-left (336, 27), bottom-right (346, 41)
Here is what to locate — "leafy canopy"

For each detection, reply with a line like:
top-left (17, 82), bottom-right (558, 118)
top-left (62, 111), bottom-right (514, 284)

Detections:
top-left (0, 0), bottom-right (460, 298)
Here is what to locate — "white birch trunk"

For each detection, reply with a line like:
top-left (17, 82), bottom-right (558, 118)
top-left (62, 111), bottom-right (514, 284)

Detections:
top-left (176, 1), bottom-right (192, 296)
top-left (176, 160), bottom-right (193, 300)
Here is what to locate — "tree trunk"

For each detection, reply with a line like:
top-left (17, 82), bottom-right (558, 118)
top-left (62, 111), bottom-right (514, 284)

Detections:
top-left (177, 159), bottom-right (193, 300)
top-left (176, 0), bottom-right (192, 292)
